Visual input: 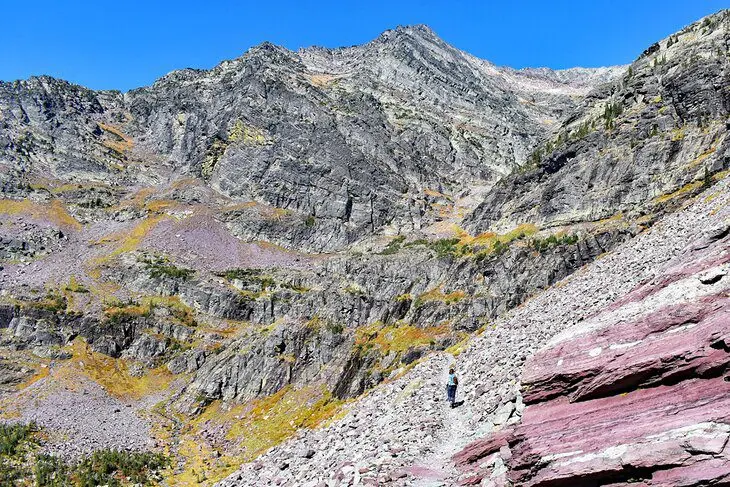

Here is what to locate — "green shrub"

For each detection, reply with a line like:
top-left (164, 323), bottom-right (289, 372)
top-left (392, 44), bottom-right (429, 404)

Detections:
top-left (140, 256), bottom-right (194, 281)
top-left (20, 294), bottom-right (67, 314)
top-left (603, 100), bottom-right (623, 130)
top-left (529, 234), bottom-right (579, 252)
top-left (77, 449), bottom-right (167, 485)
top-left (34, 454), bottom-right (71, 486)
top-left (492, 240), bottom-right (508, 255)
top-left (429, 238), bottom-right (461, 257)
top-left (703, 165), bottom-right (712, 188)
top-left (0, 422), bottom-right (36, 456)
top-left (0, 424), bottom-right (166, 486)
top-left (217, 268), bottom-right (276, 291)
top-left (35, 449), bottom-right (167, 487)
top-left (148, 263), bottom-right (194, 280)
top-left (281, 282), bottom-right (309, 293)
top-left (327, 322), bottom-right (344, 335)
top-left (380, 236), bottom-right (405, 255)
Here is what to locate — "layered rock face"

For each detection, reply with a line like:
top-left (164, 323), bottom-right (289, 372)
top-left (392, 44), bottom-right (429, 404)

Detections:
top-left (0, 26), bottom-right (616, 252)
top-left (1, 8), bottom-right (730, 487)
top-left (221, 137), bottom-right (730, 487)
top-left (508, 229), bottom-right (730, 486)
top-left (467, 12), bottom-right (730, 233)
top-left (453, 222), bottom-right (730, 486)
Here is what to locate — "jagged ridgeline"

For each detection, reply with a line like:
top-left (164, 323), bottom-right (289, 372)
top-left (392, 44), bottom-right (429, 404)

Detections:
top-left (0, 9), bottom-right (729, 487)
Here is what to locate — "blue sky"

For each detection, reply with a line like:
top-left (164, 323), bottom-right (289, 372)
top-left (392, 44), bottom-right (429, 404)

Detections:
top-left (2, 0), bottom-right (728, 91)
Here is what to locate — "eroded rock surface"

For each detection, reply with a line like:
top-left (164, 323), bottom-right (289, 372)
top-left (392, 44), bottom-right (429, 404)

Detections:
top-left (219, 146), bottom-right (730, 487)
top-left (1, 9), bottom-right (729, 486)
top-left (451, 193), bottom-right (730, 486)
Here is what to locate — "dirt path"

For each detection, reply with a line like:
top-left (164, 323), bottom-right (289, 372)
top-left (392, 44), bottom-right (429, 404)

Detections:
top-left (408, 354), bottom-right (482, 486)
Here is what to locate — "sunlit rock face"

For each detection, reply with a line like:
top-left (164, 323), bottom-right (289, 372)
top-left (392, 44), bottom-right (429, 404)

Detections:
top-left (2, 7), bottom-right (730, 487)
top-left (451, 223), bottom-right (730, 487)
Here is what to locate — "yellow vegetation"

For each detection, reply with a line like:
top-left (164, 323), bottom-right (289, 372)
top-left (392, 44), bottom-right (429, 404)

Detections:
top-left (146, 199), bottom-right (178, 213)
top-left (103, 295), bottom-right (196, 328)
top-left (93, 215), bottom-right (166, 257)
top-left (169, 385), bottom-right (344, 485)
top-left (228, 120), bottom-right (268, 146)
top-left (103, 301), bottom-right (151, 320)
top-left (591, 211), bottom-right (628, 232)
top-left (59, 339), bottom-right (174, 400)
top-left (223, 386), bottom-right (342, 456)
top-left (687, 146), bottom-right (717, 168)
top-left (355, 321), bottom-right (449, 354)
top-left (652, 181), bottom-right (703, 204)
top-left (120, 187), bottom-right (156, 210)
top-left (64, 276), bottom-right (88, 293)
top-left (98, 122), bottom-right (134, 154)
top-left (166, 437), bottom-right (234, 486)
top-left (671, 127), bottom-right (686, 141)
top-left (712, 169), bottom-right (730, 182)
top-left (146, 295), bottom-right (197, 327)
top-left (0, 199), bottom-right (81, 230)
top-left (309, 74), bottom-right (340, 87)
top-left (459, 223), bottom-right (538, 248)
top-left (17, 362), bottom-right (51, 390)
top-left (423, 188), bottom-right (452, 199)
top-left (415, 286), bottom-right (466, 306)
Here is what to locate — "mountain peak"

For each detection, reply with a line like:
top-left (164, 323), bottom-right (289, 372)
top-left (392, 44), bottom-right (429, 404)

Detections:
top-left (373, 23), bottom-right (441, 45)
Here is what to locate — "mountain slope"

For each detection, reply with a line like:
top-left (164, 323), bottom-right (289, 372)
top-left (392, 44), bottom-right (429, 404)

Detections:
top-left (0, 26), bottom-right (618, 252)
top-left (218, 153), bottom-right (730, 487)
top-left (467, 11), bottom-right (730, 233)
top-left (1, 11), bottom-right (729, 487)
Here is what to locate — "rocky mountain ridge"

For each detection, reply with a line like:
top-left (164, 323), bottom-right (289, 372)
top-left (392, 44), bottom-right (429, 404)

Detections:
top-left (0, 24), bottom-right (622, 252)
top-left (0, 9), bottom-right (729, 487)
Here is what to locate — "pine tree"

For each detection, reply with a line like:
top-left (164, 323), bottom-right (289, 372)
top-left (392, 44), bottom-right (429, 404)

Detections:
top-left (703, 165), bottom-right (712, 188)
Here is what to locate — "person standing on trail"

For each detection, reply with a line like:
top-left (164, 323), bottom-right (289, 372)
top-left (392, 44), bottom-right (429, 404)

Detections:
top-left (447, 368), bottom-right (458, 408)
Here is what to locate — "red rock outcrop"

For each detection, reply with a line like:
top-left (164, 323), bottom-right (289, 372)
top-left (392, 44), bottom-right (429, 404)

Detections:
top-left (453, 227), bottom-right (730, 486)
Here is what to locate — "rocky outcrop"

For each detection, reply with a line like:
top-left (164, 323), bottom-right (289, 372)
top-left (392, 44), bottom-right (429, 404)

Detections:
top-left (219, 145), bottom-right (730, 486)
top-left (503, 226), bottom-right (730, 487)
top-left (451, 197), bottom-right (730, 486)
top-left (0, 26), bottom-right (621, 252)
top-left (467, 10), bottom-right (730, 234)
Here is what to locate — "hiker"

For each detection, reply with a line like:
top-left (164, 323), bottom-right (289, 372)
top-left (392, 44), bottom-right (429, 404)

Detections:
top-left (446, 368), bottom-right (458, 407)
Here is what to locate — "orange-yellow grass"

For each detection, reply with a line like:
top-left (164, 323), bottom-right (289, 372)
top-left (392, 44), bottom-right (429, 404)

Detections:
top-left (355, 321), bottom-right (450, 353)
top-left (103, 295), bottom-right (196, 327)
top-left (92, 214), bottom-right (166, 257)
top-left (55, 339), bottom-right (174, 400)
top-left (167, 386), bottom-right (344, 485)
top-left (98, 122), bottom-right (133, 154)
top-left (652, 180), bottom-right (704, 204)
top-left (11, 352), bottom-right (52, 393)
top-left (212, 385), bottom-right (342, 460)
top-left (164, 436), bottom-right (234, 486)
top-left (0, 199), bottom-right (81, 230)
top-left (591, 211), bottom-right (627, 233)
top-left (686, 146), bottom-right (718, 169)
top-left (423, 188), bottom-right (451, 199)
top-left (309, 73), bottom-right (339, 87)
top-left (458, 223), bottom-right (538, 247)
top-left (145, 199), bottom-right (182, 213)
top-left (416, 285), bottom-right (467, 305)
